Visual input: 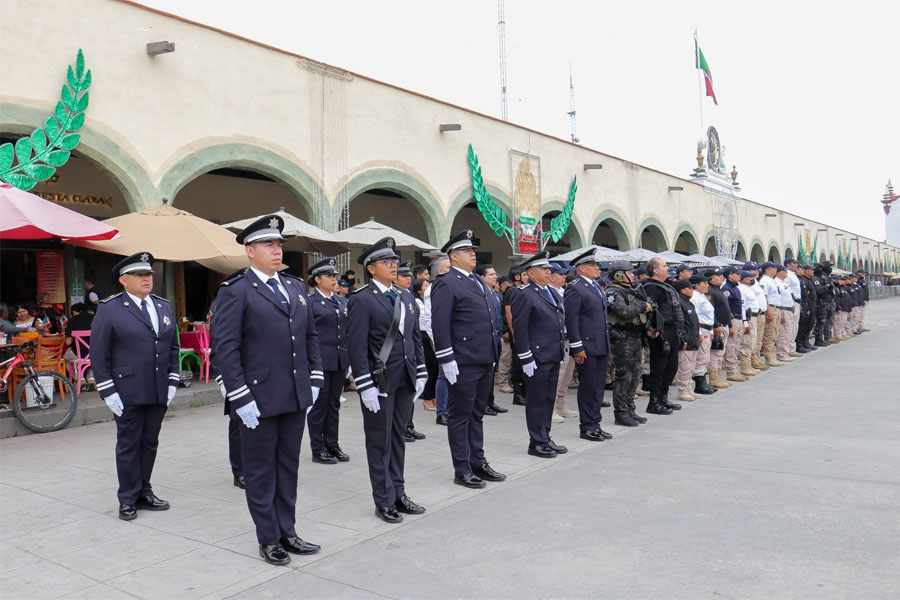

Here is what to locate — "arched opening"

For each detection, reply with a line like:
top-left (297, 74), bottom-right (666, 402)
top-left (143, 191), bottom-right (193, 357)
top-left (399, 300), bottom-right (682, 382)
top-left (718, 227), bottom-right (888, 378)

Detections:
top-left (768, 246), bottom-right (781, 263)
top-left (673, 230), bottom-right (700, 254)
top-left (541, 209), bottom-right (581, 255)
top-left (344, 188), bottom-right (433, 266)
top-left (703, 237), bottom-right (717, 257)
top-left (750, 243), bottom-right (766, 264)
top-left (449, 200), bottom-right (515, 274)
top-left (820, 252), bottom-right (827, 264)
top-left (638, 224), bottom-right (667, 252)
top-left (851, 257), bottom-right (858, 271)
top-left (735, 241), bottom-right (748, 262)
top-left (592, 218), bottom-right (631, 250)
top-left (783, 246), bottom-right (794, 261)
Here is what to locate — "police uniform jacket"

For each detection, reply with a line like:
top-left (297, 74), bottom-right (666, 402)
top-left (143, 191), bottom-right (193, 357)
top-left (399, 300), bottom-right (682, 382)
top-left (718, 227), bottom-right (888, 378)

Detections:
top-left (641, 279), bottom-right (686, 332)
top-left (347, 281), bottom-right (426, 393)
top-left (705, 286), bottom-right (732, 328)
top-left (722, 281), bottom-right (744, 321)
top-left (212, 270), bottom-right (323, 417)
top-left (429, 268), bottom-right (499, 366)
top-left (91, 292), bottom-right (179, 405)
top-left (509, 283), bottom-right (566, 364)
top-left (309, 289), bottom-right (350, 373)
top-left (563, 276), bottom-right (610, 356)
top-left (677, 294), bottom-right (700, 350)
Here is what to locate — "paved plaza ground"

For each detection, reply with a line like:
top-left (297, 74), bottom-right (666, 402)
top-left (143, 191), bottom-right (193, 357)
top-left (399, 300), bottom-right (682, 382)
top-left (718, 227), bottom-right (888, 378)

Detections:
top-left (2, 298), bottom-right (899, 599)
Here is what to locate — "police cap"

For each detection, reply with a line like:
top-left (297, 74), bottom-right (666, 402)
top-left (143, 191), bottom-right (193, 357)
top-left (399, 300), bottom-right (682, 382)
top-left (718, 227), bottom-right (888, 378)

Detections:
top-left (519, 251), bottom-right (552, 270)
top-left (236, 214), bottom-right (285, 245)
top-left (760, 261), bottom-right (777, 272)
top-left (397, 260), bottom-right (413, 276)
top-left (357, 237), bottom-right (400, 266)
top-left (113, 252), bottom-right (155, 276)
top-left (308, 257), bottom-right (338, 277)
top-left (441, 229), bottom-right (480, 254)
top-left (673, 279), bottom-right (693, 291)
top-left (569, 247), bottom-right (600, 267)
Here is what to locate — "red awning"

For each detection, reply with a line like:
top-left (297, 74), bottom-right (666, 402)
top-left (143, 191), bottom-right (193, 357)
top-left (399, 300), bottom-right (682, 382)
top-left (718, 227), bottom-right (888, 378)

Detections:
top-left (0, 184), bottom-right (119, 241)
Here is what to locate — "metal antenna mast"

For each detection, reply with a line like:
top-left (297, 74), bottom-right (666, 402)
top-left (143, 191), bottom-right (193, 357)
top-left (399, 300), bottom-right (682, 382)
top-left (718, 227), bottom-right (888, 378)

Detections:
top-left (498, 0), bottom-right (508, 120)
top-left (568, 62), bottom-right (579, 144)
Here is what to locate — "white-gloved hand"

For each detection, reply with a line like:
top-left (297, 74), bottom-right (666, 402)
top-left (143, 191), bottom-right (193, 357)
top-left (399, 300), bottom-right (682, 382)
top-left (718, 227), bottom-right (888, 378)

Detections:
top-left (442, 360), bottom-right (459, 385)
top-left (105, 392), bottom-right (124, 417)
top-left (346, 366), bottom-right (352, 378)
top-left (522, 361), bottom-right (537, 378)
top-left (217, 381), bottom-right (227, 399)
top-left (167, 385), bottom-right (177, 406)
top-left (311, 386), bottom-right (319, 404)
top-left (361, 387), bottom-right (381, 413)
top-left (415, 377), bottom-right (427, 399)
top-left (236, 400), bottom-right (261, 429)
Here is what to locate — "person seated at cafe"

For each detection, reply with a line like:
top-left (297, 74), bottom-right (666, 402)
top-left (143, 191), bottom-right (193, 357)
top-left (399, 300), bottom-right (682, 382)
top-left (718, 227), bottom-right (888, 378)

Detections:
top-left (1, 303), bottom-right (30, 338)
top-left (43, 307), bottom-right (66, 335)
top-left (13, 305), bottom-right (45, 333)
top-left (63, 302), bottom-right (94, 386)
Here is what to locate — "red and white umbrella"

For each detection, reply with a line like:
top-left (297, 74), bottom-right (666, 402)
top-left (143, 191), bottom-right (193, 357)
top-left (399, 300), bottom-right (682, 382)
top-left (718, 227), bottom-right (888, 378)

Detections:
top-left (0, 183), bottom-right (119, 241)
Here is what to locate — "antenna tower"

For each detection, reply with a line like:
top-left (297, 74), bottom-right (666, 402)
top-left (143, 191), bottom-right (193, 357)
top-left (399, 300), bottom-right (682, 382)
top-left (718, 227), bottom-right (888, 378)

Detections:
top-left (568, 63), bottom-right (579, 144)
top-left (498, 0), bottom-right (508, 120)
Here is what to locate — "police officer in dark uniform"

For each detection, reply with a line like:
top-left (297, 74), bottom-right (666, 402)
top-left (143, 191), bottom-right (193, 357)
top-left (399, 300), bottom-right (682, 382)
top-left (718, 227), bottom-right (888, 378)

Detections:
top-left (813, 263), bottom-right (832, 346)
top-left (347, 237), bottom-right (428, 524)
top-left (430, 230), bottom-right (505, 488)
top-left (396, 260), bottom-right (426, 443)
top-left (605, 260), bottom-right (653, 426)
top-left (795, 264), bottom-right (816, 352)
top-left (563, 248), bottom-right (614, 439)
top-left (90, 252), bottom-right (180, 521)
top-left (212, 215), bottom-right (323, 565)
top-left (509, 252), bottom-right (568, 458)
top-left (306, 257), bottom-right (351, 465)
top-left (639, 257), bottom-right (685, 415)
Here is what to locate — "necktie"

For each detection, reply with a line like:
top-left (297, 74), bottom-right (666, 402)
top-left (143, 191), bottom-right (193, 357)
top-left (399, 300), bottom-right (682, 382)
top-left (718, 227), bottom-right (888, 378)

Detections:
top-left (385, 289), bottom-right (397, 307)
top-left (544, 288), bottom-right (557, 306)
top-left (593, 281), bottom-right (603, 295)
top-left (266, 278), bottom-right (289, 307)
top-left (141, 299), bottom-right (157, 334)
top-left (468, 273), bottom-right (485, 294)
top-left (327, 295), bottom-right (339, 310)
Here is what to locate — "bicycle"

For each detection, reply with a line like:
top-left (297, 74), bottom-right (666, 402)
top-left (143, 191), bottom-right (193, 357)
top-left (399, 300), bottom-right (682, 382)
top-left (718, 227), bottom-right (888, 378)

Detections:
top-left (0, 341), bottom-right (77, 433)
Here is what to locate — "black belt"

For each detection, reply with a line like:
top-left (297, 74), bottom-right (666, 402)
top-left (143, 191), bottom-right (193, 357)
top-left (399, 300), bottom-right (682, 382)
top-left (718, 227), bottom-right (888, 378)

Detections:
top-left (700, 324), bottom-right (713, 331)
top-left (778, 306), bottom-right (791, 311)
top-left (731, 314), bottom-right (742, 320)
top-left (752, 311), bottom-right (761, 317)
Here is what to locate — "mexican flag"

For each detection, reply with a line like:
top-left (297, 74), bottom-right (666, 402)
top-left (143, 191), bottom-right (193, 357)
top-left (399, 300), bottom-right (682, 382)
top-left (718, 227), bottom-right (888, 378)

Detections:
top-left (696, 45), bottom-right (718, 105)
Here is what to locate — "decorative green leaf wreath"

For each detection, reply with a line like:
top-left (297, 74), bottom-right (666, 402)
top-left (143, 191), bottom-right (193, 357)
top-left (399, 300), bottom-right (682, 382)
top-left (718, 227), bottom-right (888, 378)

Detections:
top-left (544, 175), bottom-right (576, 246)
top-left (0, 49), bottom-right (90, 191)
top-left (468, 144), bottom-right (513, 242)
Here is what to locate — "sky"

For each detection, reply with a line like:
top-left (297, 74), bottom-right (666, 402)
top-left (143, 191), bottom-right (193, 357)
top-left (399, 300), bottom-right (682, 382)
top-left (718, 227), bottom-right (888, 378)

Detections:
top-left (139, 0), bottom-right (899, 242)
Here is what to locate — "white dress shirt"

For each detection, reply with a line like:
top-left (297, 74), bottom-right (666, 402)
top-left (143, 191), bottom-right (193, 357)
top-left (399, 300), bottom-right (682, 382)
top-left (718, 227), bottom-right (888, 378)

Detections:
top-left (752, 282), bottom-right (768, 311)
top-left (759, 275), bottom-right (780, 306)
top-left (785, 270), bottom-right (802, 301)
top-left (250, 266), bottom-right (289, 306)
top-left (421, 284), bottom-right (433, 338)
top-left (738, 282), bottom-right (757, 315)
top-left (690, 292), bottom-right (715, 327)
top-left (126, 291), bottom-right (159, 334)
top-left (777, 277), bottom-right (794, 308)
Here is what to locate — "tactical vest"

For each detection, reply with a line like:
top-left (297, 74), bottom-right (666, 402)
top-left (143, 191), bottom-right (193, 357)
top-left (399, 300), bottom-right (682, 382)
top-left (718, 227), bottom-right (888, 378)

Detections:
top-left (606, 283), bottom-right (648, 329)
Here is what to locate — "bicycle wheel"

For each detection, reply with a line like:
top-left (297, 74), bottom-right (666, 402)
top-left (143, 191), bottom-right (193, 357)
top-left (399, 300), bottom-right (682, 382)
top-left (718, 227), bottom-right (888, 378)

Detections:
top-left (13, 370), bottom-right (77, 433)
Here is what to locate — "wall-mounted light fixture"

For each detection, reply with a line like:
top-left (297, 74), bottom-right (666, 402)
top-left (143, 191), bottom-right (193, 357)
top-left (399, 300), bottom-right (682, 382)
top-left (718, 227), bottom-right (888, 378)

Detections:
top-left (583, 164), bottom-right (603, 171)
top-left (147, 41), bottom-right (175, 56)
top-left (765, 213), bottom-right (777, 218)
top-left (793, 222), bottom-right (804, 227)
top-left (668, 186), bottom-right (683, 192)
top-left (439, 124), bottom-right (461, 133)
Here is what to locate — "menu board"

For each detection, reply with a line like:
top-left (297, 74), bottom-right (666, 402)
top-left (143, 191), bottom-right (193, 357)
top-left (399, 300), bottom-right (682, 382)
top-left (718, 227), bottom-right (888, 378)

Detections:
top-left (36, 251), bottom-right (66, 304)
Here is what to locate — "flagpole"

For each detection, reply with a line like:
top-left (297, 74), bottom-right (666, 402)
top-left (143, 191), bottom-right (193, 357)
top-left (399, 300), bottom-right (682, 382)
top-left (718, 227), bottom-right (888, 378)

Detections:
top-left (694, 28), bottom-right (704, 137)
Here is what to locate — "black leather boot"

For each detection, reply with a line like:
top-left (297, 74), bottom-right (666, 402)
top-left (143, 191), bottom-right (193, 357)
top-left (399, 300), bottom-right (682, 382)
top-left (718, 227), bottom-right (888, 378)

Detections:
top-left (661, 391), bottom-right (681, 410)
top-left (512, 382), bottom-right (526, 406)
top-left (693, 375), bottom-right (717, 395)
top-left (646, 394), bottom-right (673, 415)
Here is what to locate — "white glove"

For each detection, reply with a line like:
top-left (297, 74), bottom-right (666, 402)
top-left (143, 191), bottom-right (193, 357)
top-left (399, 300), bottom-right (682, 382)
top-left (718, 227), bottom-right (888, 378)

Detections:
top-left (236, 400), bottom-right (261, 429)
top-left (361, 387), bottom-right (381, 413)
top-left (415, 377), bottom-right (427, 399)
top-left (311, 386), bottom-right (319, 404)
top-left (442, 360), bottom-right (459, 385)
top-left (346, 366), bottom-right (352, 378)
top-left (167, 385), bottom-right (177, 406)
top-left (218, 382), bottom-right (227, 398)
top-left (522, 361), bottom-right (537, 378)
top-left (105, 392), bottom-right (124, 417)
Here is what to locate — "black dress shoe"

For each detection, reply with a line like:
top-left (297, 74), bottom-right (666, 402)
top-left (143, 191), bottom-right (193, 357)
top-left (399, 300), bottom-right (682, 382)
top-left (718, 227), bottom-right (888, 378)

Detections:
top-left (547, 438), bottom-right (568, 454)
top-left (233, 475), bottom-right (245, 489)
top-left (580, 429), bottom-right (606, 441)
top-left (601, 400), bottom-right (611, 407)
top-left (135, 494), bottom-right (169, 511)
top-left (795, 346), bottom-right (809, 353)
top-left (259, 544), bottom-right (291, 565)
top-left (454, 472), bottom-right (486, 488)
top-left (394, 495), bottom-right (426, 514)
top-left (436, 415), bottom-right (449, 426)
top-left (614, 414), bottom-right (639, 427)
top-left (118, 504), bottom-right (137, 521)
top-left (312, 450), bottom-right (339, 464)
top-left (280, 536), bottom-right (321, 555)
top-left (474, 463), bottom-right (506, 481)
top-left (376, 506), bottom-right (404, 524)
top-left (512, 395), bottom-right (527, 406)
top-left (404, 431), bottom-right (416, 443)
top-left (406, 427), bottom-right (426, 440)
top-left (328, 446), bottom-right (350, 462)
top-left (528, 444), bottom-right (557, 458)
top-left (490, 403), bottom-right (509, 413)
top-left (484, 405), bottom-right (498, 416)
top-left (597, 428), bottom-right (613, 440)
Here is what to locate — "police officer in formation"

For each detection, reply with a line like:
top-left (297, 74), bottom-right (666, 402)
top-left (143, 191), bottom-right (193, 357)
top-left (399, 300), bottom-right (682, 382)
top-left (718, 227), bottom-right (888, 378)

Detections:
top-left (346, 237), bottom-right (428, 524)
top-left (430, 230), bottom-right (506, 488)
top-left (91, 252), bottom-right (180, 521)
top-left (396, 260), bottom-right (427, 442)
top-left (794, 263), bottom-right (819, 353)
top-left (563, 249), bottom-right (614, 439)
top-left (509, 252), bottom-right (568, 458)
top-left (638, 257), bottom-right (684, 415)
top-left (212, 215), bottom-right (323, 565)
top-left (306, 257), bottom-right (351, 465)
top-left (604, 260), bottom-right (652, 426)
top-left (813, 261), bottom-right (837, 345)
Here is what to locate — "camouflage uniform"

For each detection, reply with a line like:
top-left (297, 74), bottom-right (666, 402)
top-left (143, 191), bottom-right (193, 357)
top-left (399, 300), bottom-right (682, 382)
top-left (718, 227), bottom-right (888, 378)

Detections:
top-left (606, 282), bottom-right (649, 422)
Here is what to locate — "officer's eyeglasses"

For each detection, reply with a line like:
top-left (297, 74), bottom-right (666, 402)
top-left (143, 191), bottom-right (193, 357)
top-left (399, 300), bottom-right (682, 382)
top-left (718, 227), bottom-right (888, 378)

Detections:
top-left (380, 259), bottom-right (399, 267)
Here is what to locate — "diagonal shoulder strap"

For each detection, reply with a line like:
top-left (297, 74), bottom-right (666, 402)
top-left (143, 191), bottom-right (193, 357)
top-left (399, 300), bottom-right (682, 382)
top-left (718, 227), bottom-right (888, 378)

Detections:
top-left (377, 292), bottom-right (403, 365)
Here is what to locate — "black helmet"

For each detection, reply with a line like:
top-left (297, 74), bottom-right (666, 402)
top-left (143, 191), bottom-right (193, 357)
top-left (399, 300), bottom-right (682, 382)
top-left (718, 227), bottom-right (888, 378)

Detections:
top-left (608, 260), bottom-right (633, 274)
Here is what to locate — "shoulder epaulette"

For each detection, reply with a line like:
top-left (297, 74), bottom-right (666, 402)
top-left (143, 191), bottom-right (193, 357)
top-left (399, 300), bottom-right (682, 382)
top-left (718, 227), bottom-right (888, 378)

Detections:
top-left (220, 268), bottom-right (247, 287)
top-left (149, 293), bottom-right (170, 303)
top-left (281, 272), bottom-right (303, 283)
top-left (350, 285), bottom-right (368, 295)
top-left (99, 292), bottom-right (122, 303)
top-left (435, 271), bottom-right (448, 278)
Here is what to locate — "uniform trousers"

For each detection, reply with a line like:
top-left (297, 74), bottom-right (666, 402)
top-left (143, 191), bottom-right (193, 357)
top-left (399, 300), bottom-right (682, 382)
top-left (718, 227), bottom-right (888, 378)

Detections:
top-left (435, 373), bottom-right (449, 418)
top-left (834, 310), bottom-right (847, 337)
top-left (307, 369), bottom-right (345, 453)
top-left (611, 332), bottom-right (642, 417)
top-left (849, 306), bottom-right (861, 332)
top-left (861, 301), bottom-right (868, 328)
top-left (574, 353), bottom-right (607, 432)
top-left (523, 360), bottom-right (560, 445)
top-left (676, 349), bottom-right (697, 393)
top-left (789, 304), bottom-right (800, 351)
top-left (361, 382), bottom-right (414, 508)
top-left (447, 363), bottom-right (493, 476)
top-left (824, 302), bottom-right (836, 340)
top-left (708, 330), bottom-right (727, 374)
top-left (497, 339), bottom-right (512, 387)
top-left (240, 408), bottom-right (304, 545)
top-left (420, 333), bottom-right (438, 401)
top-left (228, 411), bottom-right (243, 478)
top-left (115, 404), bottom-right (167, 505)
top-left (775, 309), bottom-right (793, 360)
top-left (693, 331), bottom-right (712, 375)
top-left (647, 326), bottom-right (680, 398)
top-left (724, 318), bottom-right (743, 374)
top-left (755, 314), bottom-right (768, 357)
top-left (738, 317), bottom-right (757, 364)
top-left (554, 342), bottom-right (576, 411)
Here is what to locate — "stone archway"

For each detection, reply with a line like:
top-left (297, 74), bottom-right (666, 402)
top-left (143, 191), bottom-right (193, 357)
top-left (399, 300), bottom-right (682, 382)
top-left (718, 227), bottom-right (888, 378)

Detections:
top-left (735, 241), bottom-right (748, 262)
top-left (750, 242), bottom-right (766, 264)
top-left (589, 210), bottom-right (632, 250)
top-left (783, 246), bottom-right (794, 261)
top-left (672, 224), bottom-right (700, 255)
top-left (768, 245), bottom-right (782, 263)
top-left (637, 217), bottom-right (668, 251)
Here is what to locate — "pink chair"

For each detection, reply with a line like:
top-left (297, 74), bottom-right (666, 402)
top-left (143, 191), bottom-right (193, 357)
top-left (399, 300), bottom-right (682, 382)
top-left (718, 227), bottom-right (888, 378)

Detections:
top-left (180, 327), bottom-right (211, 384)
top-left (68, 330), bottom-right (92, 395)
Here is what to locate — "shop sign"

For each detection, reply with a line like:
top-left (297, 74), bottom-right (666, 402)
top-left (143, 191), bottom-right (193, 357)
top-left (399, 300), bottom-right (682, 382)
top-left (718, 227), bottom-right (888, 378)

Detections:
top-left (35, 191), bottom-right (113, 208)
top-left (37, 251), bottom-right (66, 303)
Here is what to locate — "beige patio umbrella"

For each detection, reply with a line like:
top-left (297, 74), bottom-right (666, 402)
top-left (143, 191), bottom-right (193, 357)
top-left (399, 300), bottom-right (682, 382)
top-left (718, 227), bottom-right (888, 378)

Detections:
top-left (330, 217), bottom-right (436, 251)
top-left (224, 209), bottom-right (350, 255)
